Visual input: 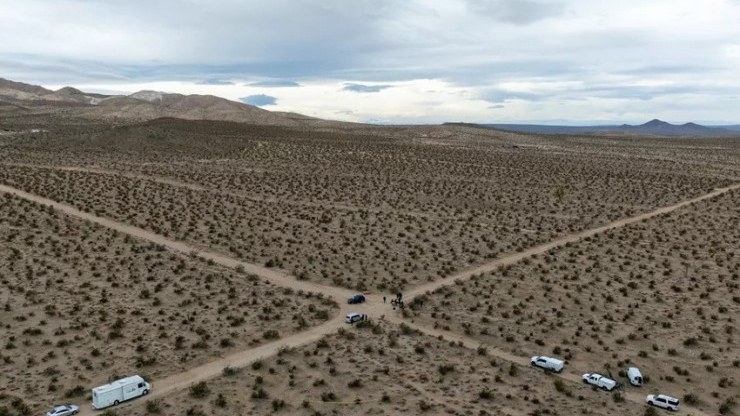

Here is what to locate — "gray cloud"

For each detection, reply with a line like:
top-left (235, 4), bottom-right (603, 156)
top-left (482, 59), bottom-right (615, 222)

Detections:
top-left (248, 80), bottom-right (301, 87)
top-left (197, 79), bottom-right (235, 85)
top-left (480, 88), bottom-right (545, 104)
top-left (467, 0), bottom-right (565, 24)
top-left (343, 83), bottom-right (393, 93)
top-left (1, 0), bottom-right (739, 123)
top-left (240, 94), bottom-right (277, 106)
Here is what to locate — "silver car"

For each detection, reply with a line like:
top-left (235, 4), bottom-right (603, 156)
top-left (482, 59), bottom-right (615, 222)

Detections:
top-left (47, 404), bottom-right (80, 416)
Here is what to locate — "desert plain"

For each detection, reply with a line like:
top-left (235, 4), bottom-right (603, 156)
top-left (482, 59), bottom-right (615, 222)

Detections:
top-left (1, 80), bottom-right (739, 416)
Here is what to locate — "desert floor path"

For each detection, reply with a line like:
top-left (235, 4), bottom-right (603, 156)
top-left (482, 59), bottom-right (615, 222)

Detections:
top-left (405, 182), bottom-right (740, 299)
top-left (74, 315), bottom-right (346, 416)
top-left (2, 163), bottom-right (447, 219)
top-left (0, 183), bottom-right (354, 302)
top-left (391, 317), bottom-right (712, 416)
top-left (1, 182), bottom-right (735, 416)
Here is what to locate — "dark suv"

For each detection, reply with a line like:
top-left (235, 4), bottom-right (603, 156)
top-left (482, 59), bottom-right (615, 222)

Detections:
top-left (347, 294), bottom-right (366, 304)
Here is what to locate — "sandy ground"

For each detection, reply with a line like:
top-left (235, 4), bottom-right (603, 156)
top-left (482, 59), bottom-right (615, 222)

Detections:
top-left (1, 119), bottom-right (738, 416)
top-left (410, 189), bottom-right (740, 415)
top-left (1, 180), bottom-right (733, 416)
top-left (0, 192), bottom-right (339, 414)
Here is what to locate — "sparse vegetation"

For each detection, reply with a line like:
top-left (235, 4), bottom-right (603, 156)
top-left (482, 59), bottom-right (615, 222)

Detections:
top-left (1, 114), bottom-right (737, 415)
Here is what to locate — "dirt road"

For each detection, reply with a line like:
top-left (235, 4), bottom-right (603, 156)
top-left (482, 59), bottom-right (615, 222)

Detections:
top-left (406, 182), bottom-right (740, 299)
top-left (390, 317), bottom-right (712, 416)
top-left (0, 183), bottom-right (354, 302)
top-left (1, 181), bottom-right (734, 416)
top-left (73, 316), bottom-right (345, 416)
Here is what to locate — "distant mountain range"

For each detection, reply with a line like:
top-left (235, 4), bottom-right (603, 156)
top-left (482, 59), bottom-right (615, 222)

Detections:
top-left (482, 119), bottom-right (739, 137)
top-left (0, 77), bottom-right (320, 126)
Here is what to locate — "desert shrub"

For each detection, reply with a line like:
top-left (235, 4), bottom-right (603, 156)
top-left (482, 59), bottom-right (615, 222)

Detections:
top-left (644, 407), bottom-right (659, 416)
top-left (399, 323), bottom-right (415, 335)
top-left (479, 388), bottom-right (493, 400)
top-left (135, 356), bottom-right (157, 367)
top-left (683, 337), bottom-right (698, 347)
top-left (553, 379), bottom-right (572, 397)
top-left (64, 385), bottom-right (85, 398)
top-left (189, 381), bottom-right (210, 398)
top-left (320, 391), bottom-right (337, 402)
top-left (252, 387), bottom-right (268, 399)
top-left (438, 363), bottom-right (455, 375)
top-left (220, 365), bottom-right (238, 376)
top-left (271, 399), bottom-right (285, 410)
top-left (9, 398), bottom-right (30, 416)
top-left (185, 407), bottom-right (205, 416)
top-left (214, 393), bottom-right (227, 408)
top-left (684, 394), bottom-right (699, 405)
top-left (145, 400), bottom-right (161, 414)
top-left (719, 397), bottom-right (736, 414)
top-left (263, 329), bottom-right (280, 339)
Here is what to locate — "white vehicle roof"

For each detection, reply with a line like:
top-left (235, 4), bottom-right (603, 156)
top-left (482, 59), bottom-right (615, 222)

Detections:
top-left (346, 312), bottom-right (361, 318)
top-left (533, 355), bottom-right (563, 364)
top-left (93, 375), bottom-right (145, 393)
top-left (50, 405), bottom-right (76, 412)
top-left (655, 394), bottom-right (679, 402)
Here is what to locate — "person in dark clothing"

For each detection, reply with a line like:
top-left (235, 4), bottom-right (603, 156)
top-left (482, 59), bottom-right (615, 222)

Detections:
top-left (383, 296), bottom-right (386, 303)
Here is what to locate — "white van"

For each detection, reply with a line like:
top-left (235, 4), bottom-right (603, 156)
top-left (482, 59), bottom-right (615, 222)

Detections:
top-left (92, 375), bottom-right (151, 409)
top-left (530, 356), bottom-right (564, 372)
top-left (627, 367), bottom-right (643, 386)
top-left (345, 313), bottom-right (362, 324)
top-left (647, 394), bottom-right (679, 411)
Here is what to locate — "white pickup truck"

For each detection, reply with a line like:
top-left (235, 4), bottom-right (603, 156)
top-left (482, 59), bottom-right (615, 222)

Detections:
top-left (582, 373), bottom-right (617, 391)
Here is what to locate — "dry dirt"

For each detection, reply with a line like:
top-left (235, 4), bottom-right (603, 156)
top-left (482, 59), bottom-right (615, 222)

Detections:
top-left (410, 189), bottom-right (740, 415)
top-left (0, 192), bottom-right (338, 414)
top-left (110, 320), bottom-right (647, 416)
top-left (1, 120), bottom-right (737, 294)
top-left (1, 115), bottom-right (739, 416)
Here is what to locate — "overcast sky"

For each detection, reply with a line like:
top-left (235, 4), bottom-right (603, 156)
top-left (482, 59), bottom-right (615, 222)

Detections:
top-left (2, 0), bottom-right (739, 124)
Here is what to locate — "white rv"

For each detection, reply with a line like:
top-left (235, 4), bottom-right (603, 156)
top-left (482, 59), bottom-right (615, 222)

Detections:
top-left (91, 375), bottom-right (151, 409)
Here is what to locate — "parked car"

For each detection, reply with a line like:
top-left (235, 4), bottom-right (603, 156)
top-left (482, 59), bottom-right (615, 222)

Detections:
top-left (345, 312), bottom-right (362, 323)
top-left (46, 405), bottom-right (79, 416)
top-left (530, 356), bottom-right (564, 372)
top-left (627, 367), bottom-right (643, 386)
top-left (646, 394), bottom-right (680, 411)
top-left (347, 294), bottom-right (365, 304)
top-left (582, 373), bottom-right (617, 391)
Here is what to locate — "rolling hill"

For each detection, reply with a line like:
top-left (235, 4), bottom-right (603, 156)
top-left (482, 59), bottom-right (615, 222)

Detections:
top-left (0, 77), bottom-right (316, 126)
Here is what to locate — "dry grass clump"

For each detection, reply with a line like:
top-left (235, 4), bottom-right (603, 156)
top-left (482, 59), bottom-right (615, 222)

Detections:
top-left (115, 321), bottom-right (643, 416)
top-left (413, 189), bottom-right (740, 414)
top-left (0, 193), bottom-right (336, 413)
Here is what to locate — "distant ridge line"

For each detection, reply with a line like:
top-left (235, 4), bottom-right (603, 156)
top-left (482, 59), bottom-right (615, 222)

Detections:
top-left (469, 119), bottom-right (740, 137)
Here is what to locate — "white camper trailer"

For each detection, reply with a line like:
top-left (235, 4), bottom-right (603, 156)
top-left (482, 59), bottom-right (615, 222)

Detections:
top-left (91, 375), bottom-right (151, 409)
